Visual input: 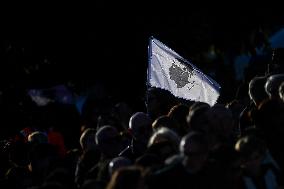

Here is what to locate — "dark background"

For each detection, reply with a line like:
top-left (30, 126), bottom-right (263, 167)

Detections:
top-left (0, 5), bottom-right (284, 141)
top-left (1, 6), bottom-right (284, 104)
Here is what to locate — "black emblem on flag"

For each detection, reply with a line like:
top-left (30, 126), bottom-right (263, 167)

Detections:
top-left (169, 58), bottom-right (195, 89)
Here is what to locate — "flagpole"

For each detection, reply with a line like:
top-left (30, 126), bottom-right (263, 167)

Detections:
top-left (146, 36), bottom-right (154, 106)
top-left (147, 36), bottom-right (153, 87)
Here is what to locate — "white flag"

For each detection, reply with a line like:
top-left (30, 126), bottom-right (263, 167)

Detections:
top-left (148, 37), bottom-right (221, 106)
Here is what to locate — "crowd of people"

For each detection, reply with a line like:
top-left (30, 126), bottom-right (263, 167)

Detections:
top-left (1, 26), bottom-right (284, 188)
top-left (1, 67), bottom-right (284, 189)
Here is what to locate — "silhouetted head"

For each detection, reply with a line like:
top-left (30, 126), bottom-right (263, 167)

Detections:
top-left (168, 104), bottom-right (189, 136)
top-left (235, 135), bottom-right (266, 171)
top-left (186, 102), bottom-right (210, 133)
top-left (79, 128), bottom-right (96, 151)
top-left (129, 112), bottom-right (152, 141)
top-left (148, 127), bottom-right (180, 149)
top-left (248, 76), bottom-right (269, 106)
top-left (151, 115), bottom-right (174, 131)
top-left (108, 157), bottom-right (132, 176)
top-left (279, 82), bottom-right (284, 101)
top-left (95, 125), bottom-right (122, 158)
top-left (147, 127), bottom-right (180, 161)
top-left (179, 131), bottom-right (209, 172)
top-left (145, 87), bottom-right (177, 120)
top-left (28, 131), bottom-right (48, 145)
top-left (112, 102), bottom-right (133, 129)
top-left (265, 74), bottom-right (284, 99)
top-left (189, 101), bottom-right (210, 111)
top-left (235, 135), bottom-right (266, 159)
top-left (180, 131), bottom-right (209, 156)
top-left (128, 112), bottom-right (152, 156)
top-left (206, 104), bottom-right (234, 139)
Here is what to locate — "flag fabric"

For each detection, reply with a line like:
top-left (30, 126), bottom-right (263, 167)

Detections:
top-left (148, 37), bottom-right (221, 106)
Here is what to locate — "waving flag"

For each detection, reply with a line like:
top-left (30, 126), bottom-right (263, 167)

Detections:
top-left (148, 37), bottom-right (220, 106)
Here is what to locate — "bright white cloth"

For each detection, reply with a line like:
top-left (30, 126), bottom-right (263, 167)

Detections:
top-left (148, 37), bottom-right (220, 106)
